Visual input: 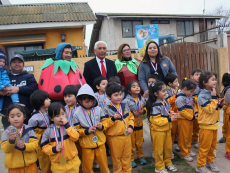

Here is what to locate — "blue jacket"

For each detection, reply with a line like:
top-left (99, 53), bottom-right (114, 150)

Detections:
top-left (138, 56), bottom-right (177, 92)
top-left (2, 70), bottom-right (38, 117)
top-left (55, 43), bottom-right (71, 60)
top-left (0, 67), bottom-right (11, 90)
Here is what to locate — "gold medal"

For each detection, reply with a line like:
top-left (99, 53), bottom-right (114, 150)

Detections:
top-left (59, 156), bottom-right (67, 164)
top-left (124, 130), bottom-right (128, 135)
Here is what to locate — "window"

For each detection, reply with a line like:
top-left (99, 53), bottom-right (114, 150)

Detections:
top-left (151, 20), bottom-right (170, 24)
top-left (177, 21), bottom-right (194, 36)
top-left (122, 20), bottom-right (142, 37)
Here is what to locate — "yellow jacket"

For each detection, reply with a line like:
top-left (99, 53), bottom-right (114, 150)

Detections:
top-left (192, 85), bottom-right (200, 114)
top-left (1, 125), bottom-right (38, 169)
top-left (166, 86), bottom-right (178, 113)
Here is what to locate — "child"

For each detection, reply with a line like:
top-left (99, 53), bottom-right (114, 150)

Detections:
top-left (104, 82), bottom-right (134, 173)
top-left (196, 71), bottom-right (223, 173)
top-left (28, 90), bottom-right (51, 173)
top-left (0, 49), bottom-right (24, 116)
top-left (94, 76), bottom-right (110, 110)
top-left (190, 68), bottom-right (202, 148)
top-left (123, 80), bottom-right (147, 168)
top-left (73, 84), bottom-right (117, 173)
top-left (164, 73), bottom-right (179, 154)
top-left (1, 104), bottom-right (38, 172)
top-left (146, 81), bottom-right (178, 173)
top-left (143, 73), bottom-right (159, 99)
top-left (41, 102), bottom-right (81, 173)
top-left (175, 79), bottom-right (197, 162)
top-left (220, 73), bottom-right (230, 159)
top-left (108, 76), bottom-right (125, 99)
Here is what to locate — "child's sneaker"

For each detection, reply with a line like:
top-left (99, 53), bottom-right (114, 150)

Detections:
top-left (139, 157), bottom-right (147, 165)
top-left (194, 143), bottom-right (199, 149)
top-left (219, 137), bottom-right (226, 143)
top-left (175, 145), bottom-right (180, 151)
top-left (225, 152), bottom-right (230, 159)
top-left (132, 161), bottom-right (137, 168)
top-left (166, 164), bottom-right (177, 172)
top-left (171, 152), bottom-right (175, 159)
top-left (155, 168), bottom-right (169, 173)
top-left (152, 150), bottom-right (155, 159)
top-left (189, 151), bottom-right (196, 157)
top-left (182, 155), bottom-right (193, 162)
top-left (206, 162), bottom-right (219, 172)
top-left (196, 166), bottom-right (211, 173)
top-left (93, 161), bottom-right (99, 169)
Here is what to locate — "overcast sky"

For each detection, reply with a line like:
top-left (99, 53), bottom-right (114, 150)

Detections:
top-left (9, 0), bottom-right (230, 47)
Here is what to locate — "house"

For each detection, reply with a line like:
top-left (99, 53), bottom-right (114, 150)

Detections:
top-left (89, 13), bottom-right (222, 55)
top-left (0, 2), bottom-right (96, 63)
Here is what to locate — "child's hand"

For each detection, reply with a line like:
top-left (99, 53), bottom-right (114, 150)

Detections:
top-left (61, 117), bottom-right (68, 125)
top-left (138, 108), bottom-right (144, 115)
top-left (211, 88), bottom-right (216, 96)
top-left (56, 144), bottom-right (62, 152)
top-left (16, 140), bottom-right (25, 149)
top-left (114, 112), bottom-right (121, 119)
top-left (7, 131), bottom-right (17, 141)
top-left (96, 122), bottom-right (103, 130)
top-left (223, 105), bottom-right (227, 110)
top-left (143, 90), bottom-right (149, 98)
top-left (171, 114), bottom-right (178, 121)
top-left (88, 126), bottom-right (96, 134)
top-left (133, 110), bottom-right (140, 117)
top-left (127, 127), bottom-right (133, 135)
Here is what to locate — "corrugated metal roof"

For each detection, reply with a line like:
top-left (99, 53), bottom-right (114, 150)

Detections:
top-left (0, 3), bottom-right (96, 25)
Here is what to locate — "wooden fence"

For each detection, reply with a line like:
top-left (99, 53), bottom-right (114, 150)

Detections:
top-left (160, 42), bottom-right (218, 84)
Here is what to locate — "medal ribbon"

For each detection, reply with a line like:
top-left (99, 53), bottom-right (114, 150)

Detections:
top-left (158, 99), bottom-right (170, 115)
top-left (39, 111), bottom-right (49, 128)
top-left (67, 106), bottom-right (76, 124)
top-left (97, 93), bottom-right (107, 109)
top-left (17, 125), bottom-right (23, 138)
top-left (53, 125), bottom-right (64, 155)
top-left (135, 98), bottom-right (141, 121)
top-left (81, 107), bottom-right (96, 134)
top-left (150, 61), bottom-right (157, 72)
top-left (171, 88), bottom-right (178, 95)
top-left (111, 103), bottom-right (127, 129)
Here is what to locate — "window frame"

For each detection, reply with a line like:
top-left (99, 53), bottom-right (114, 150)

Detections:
top-left (121, 20), bottom-right (143, 38)
top-left (150, 20), bottom-right (170, 24)
top-left (176, 20), bottom-right (194, 37)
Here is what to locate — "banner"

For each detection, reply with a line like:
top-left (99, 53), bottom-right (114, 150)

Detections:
top-left (135, 24), bottom-right (159, 57)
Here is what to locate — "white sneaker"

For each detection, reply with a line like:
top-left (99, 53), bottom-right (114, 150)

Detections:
top-left (182, 155), bottom-right (193, 162)
top-left (166, 164), bottom-right (177, 172)
top-left (93, 162), bottom-right (99, 168)
top-left (196, 166), bottom-right (211, 173)
top-left (175, 145), bottom-right (180, 151)
top-left (194, 143), bottom-right (199, 148)
top-left (206, 162), bottom-right (219, 172)
top-left (189, 151), bottom-right (197, 157)
top-left (155, 168), bottom-right (169, 173)
top-left (152, 150), bottom-right (155, 159)
top-left (171, 152), bottom-right (175, 160)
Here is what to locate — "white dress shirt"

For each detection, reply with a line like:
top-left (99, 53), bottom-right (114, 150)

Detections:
top-left (96, 56), bottom-right (107, 73)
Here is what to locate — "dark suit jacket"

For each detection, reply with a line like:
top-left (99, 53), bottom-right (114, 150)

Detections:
top-left (83, 57), bottom-right (118, 91)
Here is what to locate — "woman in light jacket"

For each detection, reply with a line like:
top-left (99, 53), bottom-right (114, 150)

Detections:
top-left (138, 41), bottom-right (177, 95)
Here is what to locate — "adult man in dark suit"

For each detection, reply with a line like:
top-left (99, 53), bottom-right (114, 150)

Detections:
top-left (83, 41), bottom-right (118, 91)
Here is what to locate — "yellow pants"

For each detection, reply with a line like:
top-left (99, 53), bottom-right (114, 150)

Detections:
top-left (171, 120), bottom-right (178, 143)
top-left (151, 130), bottom-right (172, 171)
top-left (178, 119), bottom-right (193, 157)
top-left (108, 135), bottom-right (132, 173)
top-left (197, 129), bottom-right (217, 167)
top-left (51, 155), bottom-right (80, 173)
top-left (37, 146), bottom-right (51, 173)
top-left (76, 142), bottom-right (83, 173)
top-left (8, 162), bottom-right (38, 173)
top-left (192, 118), bottom-right (200, 142)
top-left (222, 112), bottom-right (228, 138)
top-left (131, 129), bottom-right (143, 161)
top-left (82, 144), bottom-right (110, 173)
top-left (226, 114), bottom-right (230, 153)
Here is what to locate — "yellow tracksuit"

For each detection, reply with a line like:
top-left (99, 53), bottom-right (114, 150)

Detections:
top-left (1, 125), bottom-right (38, 173)
top-left (166, 86), bottom-right (179, 143)
top-left (149, 100), bottom-right (173, 171)
top-left (41, 123), bottom-right (81, 173)
top-left (104, 102), bottom-right (134, 173)
top-left (175, 92), bottom-right (195, 157)
top-left (197, 90), bottom-right (220, 168)
top-left (192, 91), bottom-right (200, 143)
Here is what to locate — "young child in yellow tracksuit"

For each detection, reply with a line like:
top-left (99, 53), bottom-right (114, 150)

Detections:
top-left (196, 71), bottom-right (224, 173)
top-left (41, 102), bottom-right (80, 173)
top-left (1, 104), bottom-right (38, 173)
top-left (103, 82), bottom-right (134, 173)
top-left (73, 84), bottom-right (116, 173)
top-left (146, 81), bottom-right (178, 173)
top-left (220, 73), bottom-right (230, 159)
top-left (175, 79), bottom-right (197, 162)
top-left (164, 73), bottom-right (179, 154)
top-left (123, 80), bottom-right (147, 168)
top-left (28, 90), bottom-right (51, 173)
top-left (190, 68), bottom-right (202, 148)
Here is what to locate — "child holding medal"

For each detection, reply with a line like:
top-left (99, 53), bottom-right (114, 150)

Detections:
top-left (41, 102), bottom-right (81, 173)
top-left (74, 84), bottom-right (117, 173)
top-left (123, 80), bottom-right (147, 168)
top-left (1, 104), bottom-right (38, 173)
top-left (103, 82), bottom-right (134, 173)
top-left (29, 90), bottom-right (51, 173)
top-left (175, 79), bottom-right (197, 162)
top-left (146, 81), bottom-right (178, 173)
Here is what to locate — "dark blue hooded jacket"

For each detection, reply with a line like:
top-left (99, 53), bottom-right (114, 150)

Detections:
top-left (55, 43), bottom-right (72, 60)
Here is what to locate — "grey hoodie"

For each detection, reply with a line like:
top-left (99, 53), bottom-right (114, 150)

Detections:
top-left (123, 94), bottom-right (146, 112)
